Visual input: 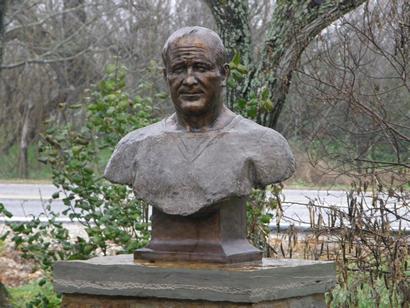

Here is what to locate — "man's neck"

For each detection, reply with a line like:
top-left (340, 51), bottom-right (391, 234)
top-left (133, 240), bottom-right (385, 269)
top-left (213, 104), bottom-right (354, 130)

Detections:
top-left (170, 106), bottom-right (236, 132)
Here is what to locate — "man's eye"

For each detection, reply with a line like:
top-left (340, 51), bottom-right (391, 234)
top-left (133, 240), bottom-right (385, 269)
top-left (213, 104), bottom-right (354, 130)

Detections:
top-left (195, 65), bottom-right (209, 72)
top-left (172, 66), bottom-right (184, 73)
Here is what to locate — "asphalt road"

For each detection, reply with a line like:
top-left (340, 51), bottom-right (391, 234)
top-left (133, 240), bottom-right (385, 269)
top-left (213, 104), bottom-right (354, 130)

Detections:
top-left (0, 182), bottom-right (345, 217)
top-left (0, 183), bottom-right (408, 229)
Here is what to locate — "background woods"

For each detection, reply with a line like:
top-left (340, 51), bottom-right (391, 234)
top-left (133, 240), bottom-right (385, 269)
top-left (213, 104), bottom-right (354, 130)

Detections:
top-left (0, 1), bottom-right (409, 306)
top-left (0, 0), bottom-right (213, 177)
top-left (0, 0), bottom-right (408, 182)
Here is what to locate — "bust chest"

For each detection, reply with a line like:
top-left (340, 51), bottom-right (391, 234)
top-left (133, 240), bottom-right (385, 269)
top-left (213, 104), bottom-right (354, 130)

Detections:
top-left (131, 131), bottom-right (258, 215)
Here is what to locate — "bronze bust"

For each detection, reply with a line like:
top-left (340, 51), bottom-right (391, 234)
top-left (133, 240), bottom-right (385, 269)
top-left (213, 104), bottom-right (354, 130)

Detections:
top-left (105, 26), bottom-right (295, 263)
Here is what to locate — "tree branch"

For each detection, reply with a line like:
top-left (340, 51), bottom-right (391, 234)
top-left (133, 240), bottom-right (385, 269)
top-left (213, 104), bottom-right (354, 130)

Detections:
top-left (203, 0), bottom-right (252, 110)
top-left (252, 0), bottom-right (368, 128)
top-left (0, 0), bottom-right (7, 69)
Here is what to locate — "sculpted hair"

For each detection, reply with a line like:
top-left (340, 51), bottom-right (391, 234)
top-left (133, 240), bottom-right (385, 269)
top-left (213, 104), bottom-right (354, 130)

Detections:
top-left (162, 26), bottom-right (227, 71)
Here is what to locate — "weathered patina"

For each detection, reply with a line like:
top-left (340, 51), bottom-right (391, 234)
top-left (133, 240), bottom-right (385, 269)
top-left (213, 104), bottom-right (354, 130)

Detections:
top-left (105, 26), bottom-right (295, 263)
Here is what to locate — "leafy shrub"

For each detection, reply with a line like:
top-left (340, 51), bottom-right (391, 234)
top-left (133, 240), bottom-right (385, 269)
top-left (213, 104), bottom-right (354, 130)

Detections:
top-left (247, 184), bottom-right (283, 256)
top-left (5, 64), bottom-right (159, 270)
top-left (9, 279), bottom-right (60, 308)
top-left (0, 64), bottom-right (163, 306)
top-left (317, 179), bottom-right (409, 307)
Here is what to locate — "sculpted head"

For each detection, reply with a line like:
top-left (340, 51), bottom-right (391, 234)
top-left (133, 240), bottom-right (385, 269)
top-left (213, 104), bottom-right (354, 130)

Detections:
top-left (162, 27), bottom-right (229, 122)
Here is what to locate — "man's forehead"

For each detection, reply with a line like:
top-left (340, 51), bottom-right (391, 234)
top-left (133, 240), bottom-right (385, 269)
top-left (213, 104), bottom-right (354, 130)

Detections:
top-left (167, 35), bottom-right (218, 61)
top-left (169, 46), bottom-right (212, 61)
top-left (171, 35), bottom-right (213, 49)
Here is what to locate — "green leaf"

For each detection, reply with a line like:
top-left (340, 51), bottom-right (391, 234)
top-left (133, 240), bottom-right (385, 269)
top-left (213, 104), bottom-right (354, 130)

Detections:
top-left (68, 104), bottom-right (82, 109)
top-left (232, 70), bottom-right (244, 81)
top-left (38, 278), bottom-right (47, 286)
top-left (261, 87), bottom-right (270, 100)
top-left (227, 79), bottom-right (236, 88)
top-left (0, 203), bottom-right (12, 218)
top-left (2, 209), bottom-right (13, 218)
top-left (236, 64), bottom-right (248, 74)
top-left (107, 107), bottom-right (115, 114)
top-left (236, 98), bottom-right (247, 110)
top-left (261, 99), bottom-right (273, 112)
top-left (0, 231), bottom-right (10, 241)
top-left (155, 92), bottom-right (168, 100)
top-left (247, 106), bottom-right (257, 118)
top-left (260, 215), bottom-right (272, 224)
top-left (52, 192), bottom-right (60, 199)
top-left (231, 52), bottom-right (241, 65)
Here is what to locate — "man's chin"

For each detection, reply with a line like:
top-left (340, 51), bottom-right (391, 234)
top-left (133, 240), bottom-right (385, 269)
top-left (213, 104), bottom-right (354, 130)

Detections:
top-left (179, 101), bottom-right (208, 115)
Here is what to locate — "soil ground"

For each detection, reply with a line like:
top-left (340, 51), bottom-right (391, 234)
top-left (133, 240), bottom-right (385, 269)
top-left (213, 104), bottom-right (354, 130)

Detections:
top-left (0, 236), bottom-right (43, 288)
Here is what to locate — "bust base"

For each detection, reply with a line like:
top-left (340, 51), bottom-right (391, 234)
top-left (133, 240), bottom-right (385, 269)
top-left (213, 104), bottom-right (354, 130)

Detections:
top-left (135, 198), bottom-right (262, 263)
top-left (135, 243), bottom-right (262, 264)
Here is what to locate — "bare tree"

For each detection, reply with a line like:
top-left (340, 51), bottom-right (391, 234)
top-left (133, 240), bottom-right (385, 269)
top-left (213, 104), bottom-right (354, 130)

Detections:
top-left (0, 0), bottom-right (7, 68)
top-left (3, 0), bottom-right (407, 182)
top-left (205, 0), bottom-right (368, 129)
top-left (281, 0), bottom-right (410, 184)
top-left (0, 0), bottom-right (218, 177)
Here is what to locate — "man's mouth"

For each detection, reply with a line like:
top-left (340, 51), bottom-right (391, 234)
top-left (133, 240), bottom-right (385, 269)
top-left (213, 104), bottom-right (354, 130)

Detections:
top-left (179, 91), bottom-right (203, 100)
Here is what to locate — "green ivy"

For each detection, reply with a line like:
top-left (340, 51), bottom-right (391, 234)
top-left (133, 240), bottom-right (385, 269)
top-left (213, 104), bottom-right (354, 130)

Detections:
top-left (0, 64), bottom-right (164, 305)
top-left (9, 279), bottom-right (61, 308)
top-left (228, 53), bottom-right (273, 120)
top-left (246, 184), bottom-right (283, 256)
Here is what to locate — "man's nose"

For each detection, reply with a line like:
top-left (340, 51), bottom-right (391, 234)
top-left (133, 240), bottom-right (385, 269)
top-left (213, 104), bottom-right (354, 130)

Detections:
top-left (182, 67), bottom-right (198, 86)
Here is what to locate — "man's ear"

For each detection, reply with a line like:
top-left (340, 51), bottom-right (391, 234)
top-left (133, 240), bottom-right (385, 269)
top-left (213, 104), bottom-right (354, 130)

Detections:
top-left (221, 63), bottom-right (230, 86)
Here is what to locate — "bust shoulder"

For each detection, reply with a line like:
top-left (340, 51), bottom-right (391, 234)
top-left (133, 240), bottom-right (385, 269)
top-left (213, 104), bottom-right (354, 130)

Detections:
top-left (118, 120), bottom-right (165, 146)
top-left (230, 116), bottom-right (296, 185)
top-left (231, 116), bottom-right (287, 144)
top-left (103, 120), bottom-right (165, 185)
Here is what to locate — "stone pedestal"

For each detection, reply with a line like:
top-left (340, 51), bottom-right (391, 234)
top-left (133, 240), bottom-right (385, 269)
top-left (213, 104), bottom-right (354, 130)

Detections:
top-left (54, 255), bottom-right (336, 307)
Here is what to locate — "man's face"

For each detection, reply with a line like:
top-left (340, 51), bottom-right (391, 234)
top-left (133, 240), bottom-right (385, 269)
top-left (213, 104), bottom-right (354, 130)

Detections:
top-left (164, 36), bottom-right (228, 116)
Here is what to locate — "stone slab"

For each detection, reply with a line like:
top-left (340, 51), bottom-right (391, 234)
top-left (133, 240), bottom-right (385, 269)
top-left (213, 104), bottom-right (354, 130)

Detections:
top-left (61, 293), bottom-right (327, 307)
top-left (54, 255), bottom-right (336, 304)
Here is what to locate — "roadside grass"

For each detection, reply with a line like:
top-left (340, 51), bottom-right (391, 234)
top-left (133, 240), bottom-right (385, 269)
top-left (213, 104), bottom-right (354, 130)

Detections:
top-left (0, 178), bottom-right (52, 184)
top-left (285, 179), bottom-right (351, 191)
top-left (8, 280), bottom-right (61, 308)
top-left (0, 145), bottom-right (52, 180)
top-left (0, 144), bottom-right (114, 183)
top-left (328, 273), bottom-right (409, 308)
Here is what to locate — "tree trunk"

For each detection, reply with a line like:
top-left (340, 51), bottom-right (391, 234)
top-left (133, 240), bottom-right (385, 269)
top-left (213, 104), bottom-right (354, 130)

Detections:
top-left (251, 0), bottom-right (368, 129)
top-left (2, 1), bottom-right (94, 177)
top-left (63, 0), bottom-right (87, 91)
top-left (0, 0), bottom-right (7, 69)
top-left (57, 0), bottom-right (88, 123)
top-left (203, 0), bottom-right (251, 110)
top-left (18, 98), bottom-right (35, 178)
top-left (207, 0), bottom-right (368, 129)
